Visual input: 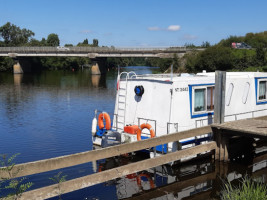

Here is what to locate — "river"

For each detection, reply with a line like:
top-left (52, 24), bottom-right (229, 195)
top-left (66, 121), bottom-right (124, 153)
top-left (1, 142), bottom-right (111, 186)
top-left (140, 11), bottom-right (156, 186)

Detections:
top-left (0, 67), bottom-right (266, 199)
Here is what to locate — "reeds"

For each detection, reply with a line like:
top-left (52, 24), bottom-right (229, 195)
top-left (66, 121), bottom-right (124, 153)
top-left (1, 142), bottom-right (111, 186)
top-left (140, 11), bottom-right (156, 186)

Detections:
top-left (221, 176), bottom-right (267, 200)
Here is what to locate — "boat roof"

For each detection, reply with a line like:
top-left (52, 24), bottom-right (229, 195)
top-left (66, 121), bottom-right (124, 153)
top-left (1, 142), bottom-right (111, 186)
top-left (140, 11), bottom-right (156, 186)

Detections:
top-left (129, 72), bottom-right (267, 82)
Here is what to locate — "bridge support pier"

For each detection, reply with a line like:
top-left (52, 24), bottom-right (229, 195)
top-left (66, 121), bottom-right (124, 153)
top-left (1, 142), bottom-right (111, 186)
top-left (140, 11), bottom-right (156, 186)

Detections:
top-left (90, 59), bottom-right (107, 75)
top-left (13, 60), bottom-right (23, 74)
top-left (12, 58), bottom-right (32, 74)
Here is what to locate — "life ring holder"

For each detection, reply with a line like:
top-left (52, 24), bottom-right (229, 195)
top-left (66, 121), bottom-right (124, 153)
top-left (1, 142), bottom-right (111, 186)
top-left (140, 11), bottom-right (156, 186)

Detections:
top-left (98, 112), bottom-right (111, 130)
top-left (137, 123), bottom-right (155, 141)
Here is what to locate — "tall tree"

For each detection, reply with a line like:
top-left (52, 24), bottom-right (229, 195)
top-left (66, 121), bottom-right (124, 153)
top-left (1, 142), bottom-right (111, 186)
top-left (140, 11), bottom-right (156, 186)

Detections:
top-left (82, 38), bottom-right (88, 45)
top-left (0, 22), bottom-right (34, 46)
top-left (47, 33), bottom-right (60, 46)
top-left (93, 39), bottom-right (98, 47)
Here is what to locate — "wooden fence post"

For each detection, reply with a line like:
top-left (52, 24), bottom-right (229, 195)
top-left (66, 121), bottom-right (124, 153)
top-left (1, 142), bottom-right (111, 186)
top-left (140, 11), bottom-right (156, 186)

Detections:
top-left (213, 71), bottom-right (227, 161)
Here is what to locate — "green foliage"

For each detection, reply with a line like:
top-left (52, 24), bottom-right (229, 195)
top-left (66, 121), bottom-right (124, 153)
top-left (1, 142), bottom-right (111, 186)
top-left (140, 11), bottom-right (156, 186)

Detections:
top-left (47, 33), bottom-right (60, 46)
top-left (0, 57), bottom-right (14, 72)
top-left (92, 39), bottom-right (98, 47)
top-left (107, 57), bottom-right (147, 69)
top-left (4, 178), bottom-right (33, 199)
top-left (221, 176), bottom-right (267, 200)
top-left (40, 57), bottom-right (89, 70)
top-left (218, 31), bottom-right (267, 48)
top-left (77, 38), bottom-right (99, 47)
top-left (188, 46), bottom-right (234, 72)
top-left (255, 46), bottom-right (266, 66)
top-left (0, 22), bottom-right (34, 46)
top-left (0, 154), bottom-right (33, 199)
top-left (201, 41), bottom-right (211, 48)
top-left (49, 172), bottom-right (67, 200)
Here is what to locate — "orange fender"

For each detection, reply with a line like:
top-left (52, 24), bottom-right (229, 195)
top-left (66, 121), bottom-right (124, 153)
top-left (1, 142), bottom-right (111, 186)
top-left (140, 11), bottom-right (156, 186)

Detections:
top-left (98, 112), bottom-right (111, 130)
top-left (137, 123), bottom-right (155, 141)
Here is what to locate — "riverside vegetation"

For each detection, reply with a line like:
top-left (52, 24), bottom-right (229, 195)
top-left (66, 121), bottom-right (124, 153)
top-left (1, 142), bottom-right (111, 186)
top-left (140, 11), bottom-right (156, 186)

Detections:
top-left (0, 22), bottom-right (267, 73)
top-left (221, 176), bottom-right (267, 200)
top-left (0, 154), bottom-right (67, 200)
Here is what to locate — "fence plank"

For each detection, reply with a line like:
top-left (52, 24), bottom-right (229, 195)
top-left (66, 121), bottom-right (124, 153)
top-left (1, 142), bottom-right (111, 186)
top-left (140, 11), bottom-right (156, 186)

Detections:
top-left (0, 126), bottom-right (211, 179)
top-left (19, 141), bottom-right (216, 200)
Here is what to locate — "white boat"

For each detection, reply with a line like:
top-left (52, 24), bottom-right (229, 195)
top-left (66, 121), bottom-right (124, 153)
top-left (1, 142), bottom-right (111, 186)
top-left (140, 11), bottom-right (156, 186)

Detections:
top-left (92, 70), bottom-right (267, 155)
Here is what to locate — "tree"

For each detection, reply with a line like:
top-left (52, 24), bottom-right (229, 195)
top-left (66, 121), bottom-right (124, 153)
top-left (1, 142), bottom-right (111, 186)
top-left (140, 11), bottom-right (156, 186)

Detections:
top-left (82, 38), bottom-right (88, 45)
top-left (47, 33), bottom-right (60, 46)
top-left (0, 22), bottom-right (34, 46)
top-left (191, 46), bottom-right (234, 72)
top-left (93, 39), bottom-right (98, 47)
top-left (201, 41), bottom-right (211, 48)
top-left (255, 45), bottom-right (266, 66)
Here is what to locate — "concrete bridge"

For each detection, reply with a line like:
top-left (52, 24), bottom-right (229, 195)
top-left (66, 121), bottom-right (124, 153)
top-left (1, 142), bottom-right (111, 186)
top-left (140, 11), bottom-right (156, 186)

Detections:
top-left (0, 46), bottom-right (199, 58)
top-left (0, 46), bottom-right (204, 74)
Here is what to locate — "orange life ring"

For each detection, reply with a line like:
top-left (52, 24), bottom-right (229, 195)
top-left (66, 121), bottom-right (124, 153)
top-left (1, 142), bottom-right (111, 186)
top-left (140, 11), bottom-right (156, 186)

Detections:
top-left (136, 173), bottom-right (155, 189)
top-left (137, 123), bottom-right (155, 141)
top-left (98, 112), bottom-right (111, 130)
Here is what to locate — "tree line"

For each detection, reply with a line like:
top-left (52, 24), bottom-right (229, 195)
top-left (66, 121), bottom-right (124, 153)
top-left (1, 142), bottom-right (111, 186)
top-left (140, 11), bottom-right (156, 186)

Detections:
top-left (185, 32), bottom-right (267, 73)
top-left (0, 22), bottom-right (99, 71)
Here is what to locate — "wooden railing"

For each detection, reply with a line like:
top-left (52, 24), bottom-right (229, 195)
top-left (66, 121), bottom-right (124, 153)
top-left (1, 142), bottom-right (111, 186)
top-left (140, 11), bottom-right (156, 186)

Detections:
top-left (0, 126), bottom-right (214, 199)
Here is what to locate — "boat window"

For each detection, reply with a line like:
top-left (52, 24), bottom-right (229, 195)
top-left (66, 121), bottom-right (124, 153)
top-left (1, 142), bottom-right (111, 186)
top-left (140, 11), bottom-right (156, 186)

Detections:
top-left (259, 80), bottom-right (267, 100)
top-left (207, 86), bottom-right (214, 110)
top-left (226, 83), bottom-right (234, 106)
top-left (194, 88), bottom-right (206, 112)
top-left (242, 82), bottom-right (250, 104)
top-left (193, 86), bottom-right (214, 113)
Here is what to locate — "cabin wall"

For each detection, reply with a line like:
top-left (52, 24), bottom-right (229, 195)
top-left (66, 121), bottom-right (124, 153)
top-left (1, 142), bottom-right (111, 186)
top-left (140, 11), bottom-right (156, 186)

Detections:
top-left (225, 75), bottom-right (267, 121)
top-left (114, 73), bottom-right (267, 141)
top-left (224, 77), bottom-right (254, 121)
top-left (171, 78), bottom-right (214, 133)
top-left (124, 80), bottom-right (172, 137)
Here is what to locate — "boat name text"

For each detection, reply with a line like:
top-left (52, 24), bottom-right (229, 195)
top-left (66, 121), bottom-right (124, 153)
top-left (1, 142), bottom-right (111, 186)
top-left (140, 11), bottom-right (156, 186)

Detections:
top-left (175, 87), bottom-right (188, 92)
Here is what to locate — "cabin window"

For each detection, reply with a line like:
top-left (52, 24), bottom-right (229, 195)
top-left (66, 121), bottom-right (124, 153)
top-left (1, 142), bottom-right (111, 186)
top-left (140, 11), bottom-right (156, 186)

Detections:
top-left (259, 81), bottom-right (266, 100)
top-left (194, 88), bottom-right (206, 112)
top-left (255, 77), bottom-right (267, 105)
top-left (193, 86), bottom-right (214, 113)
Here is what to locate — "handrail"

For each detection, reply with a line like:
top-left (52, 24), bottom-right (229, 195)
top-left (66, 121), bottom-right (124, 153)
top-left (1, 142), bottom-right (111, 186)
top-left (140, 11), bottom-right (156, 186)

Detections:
top-left (0, 126), bottom-right (212, 179)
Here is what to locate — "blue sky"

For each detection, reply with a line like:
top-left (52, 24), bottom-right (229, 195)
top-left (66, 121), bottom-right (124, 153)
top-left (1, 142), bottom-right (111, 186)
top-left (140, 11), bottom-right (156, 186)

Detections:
top-left (1, 0), bottom-right (266, 47)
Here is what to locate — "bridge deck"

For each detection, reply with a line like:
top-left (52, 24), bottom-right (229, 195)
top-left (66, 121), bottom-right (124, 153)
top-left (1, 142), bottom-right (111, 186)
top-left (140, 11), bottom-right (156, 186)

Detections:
top-left (212, 118), bottom-right (267, 138)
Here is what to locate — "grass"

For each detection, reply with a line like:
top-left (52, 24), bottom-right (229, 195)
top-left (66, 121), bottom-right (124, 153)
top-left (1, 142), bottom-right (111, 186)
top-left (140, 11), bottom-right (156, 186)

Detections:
top-left (221, 176), bottom-right (267, 200)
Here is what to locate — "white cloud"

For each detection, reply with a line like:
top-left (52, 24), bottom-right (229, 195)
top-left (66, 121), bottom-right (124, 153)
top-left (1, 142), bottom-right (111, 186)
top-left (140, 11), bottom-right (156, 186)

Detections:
top-left (148, 26), bottom-right (161, 31)
top-left (167, 25), bottom-right (181, 31)
top-left (148, 25), bottom-right (181, 32)
top-left (183, 34), bottom-right (197, 40)
top-left (80, 30), bottom-right (93, 34)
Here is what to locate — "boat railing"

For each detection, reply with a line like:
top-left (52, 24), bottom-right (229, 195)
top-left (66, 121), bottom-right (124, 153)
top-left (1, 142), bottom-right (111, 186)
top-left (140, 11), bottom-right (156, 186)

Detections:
top-left (166, 122), bottom-right (179, 153)
top-left (137, 117), bottom-right (157, 156)
top-left (195, 116), bottom-right (214, 128)
top-left (133, 73), bottom-right (181, 79)
top-left (137, 117), bottom-right (157, 135)
top-left (224, 108), bottom-right (267, 121)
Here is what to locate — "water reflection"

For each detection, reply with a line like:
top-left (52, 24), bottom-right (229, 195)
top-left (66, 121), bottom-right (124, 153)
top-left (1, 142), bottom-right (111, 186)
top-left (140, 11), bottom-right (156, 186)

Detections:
top-left (90, 146), bottom-right (267, 200)
top-left (13, 74), bottom-right (23, 86)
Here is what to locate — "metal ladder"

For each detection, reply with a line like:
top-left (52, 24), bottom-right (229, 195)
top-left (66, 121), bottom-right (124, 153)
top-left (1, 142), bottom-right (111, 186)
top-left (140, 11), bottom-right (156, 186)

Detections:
top-left (116, 71), bottom-right (136, 131)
